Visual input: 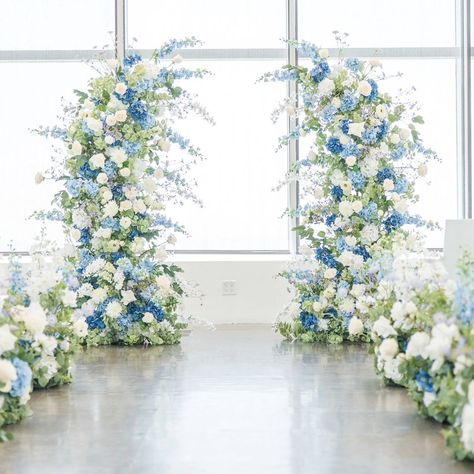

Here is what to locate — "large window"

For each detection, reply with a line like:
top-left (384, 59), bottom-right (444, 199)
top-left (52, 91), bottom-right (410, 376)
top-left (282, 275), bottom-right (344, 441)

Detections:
top-left (0, 0), bottom-right (470, 253)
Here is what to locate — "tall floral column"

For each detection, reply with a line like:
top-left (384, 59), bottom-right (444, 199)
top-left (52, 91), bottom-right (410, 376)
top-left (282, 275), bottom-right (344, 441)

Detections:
top-left (262, 39), bottom-right (436, 344)
top-left (38, 39), bottom-right (211, 346)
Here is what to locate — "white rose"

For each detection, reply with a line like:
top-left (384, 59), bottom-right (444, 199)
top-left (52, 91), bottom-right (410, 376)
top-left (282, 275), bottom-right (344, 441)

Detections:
top-left (399, 128), bottom-right (411, 140)
top-left (348, 317), bottom-right (364, 336)
top-left (418, 163), bottom-right (428, 177)
top-left (133, 199), bottom-right (147, 214)
top-left (157, 275), bottom-right (172, 290)
top-left (105, 135), bottom-right (115, 145)
top-left (89, 153), bottom-right (106, 169)
top-left (358, 80), bottom-right (372, 96)
top-left (375, 105), bottom-right (387, 119)
top-left (114, 82), bottom-right (127, 95)
top-left (331, 97), bottom-right (341, 108)
top-left (103, 201), bottom-right (119, 218)
top-left (143, 312), bottom-right (155, 323)
top-left (379, 338), bottom-right (399, 360)
top-left (91, 288), bottom-right (108, 304)
top-left (70, 228), bottom-right (81, 241)
top-left (158, 139), bottom-right (171, 152)
top-left (115, 110), bottom-right (127, 122)
top-left (345, 236), bottom-right (357, 247)
top-left (373, 316), bottom-right (397, 338)
top-left (339, 135), bottom-right (350, 145)
top-left (346, 156), bottom-right (356, 167)
top-left (105, 115), bottom-right (117, 126)
top-left (390, 134), bottom-right (401, 145)
top-left (383, 179), bottom-right (394, 192)
top-left (85, 117), bottom-right (103, 135)
top-left (348, 122), bottom-right (364, 137)
top-left (340, 298), bottom-right (355, 313)
top-left (70, 140), bottom-right (83, 156)
top-left (101, 188), bottom-right (113, 202)
top-left (350, 284), bottom-right (366, 298)
top-left (109, 148), bottom-right (127, 167)
top-left (351, 201), bottom-right (363, 213)
top-left (0, 325), bottom-right (17, 355)
top-left (120, 217), bottom-right (132, 229)
top-left (319, 48), bottom-right (329, 59)
top-left (0, 360), bottom-right (17, 393)
top-left (73, 319), bottom-right (88, 337)
top-left (122, 290), bottom-right (136, 306)
top-left (62, 290), bottom-right (77, 308)
top-left (96, 173), bottom-right (108, 185)
top-left (119, 167), bottom-right (131, 178)
top-left (14, 302), bottom-right (48, 334)
top-left (361, 224), bottom-right (378, 244)
top-left (120, 200), bottom-right (133, 211)
top-left (154, 168), bottom-right (164, 180)
top-left (324, 268), bottom-right (337, 279)
top-left (35, 172), bottom-right (45, 184)
top-left (339, 201), bottom-right (354, 217)
top-left (319, 78), bottom-right (335, 96)
top-left (406, 332), bottom-right (430, 358)
top-left (106, 301), bottom-right (123, 319)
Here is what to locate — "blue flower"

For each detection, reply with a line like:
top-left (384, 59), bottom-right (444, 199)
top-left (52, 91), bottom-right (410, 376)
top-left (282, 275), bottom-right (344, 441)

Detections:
top-left (394, 178), bottom-right (409, 194)
top-left (300, 311), bottom-right (318, 331)
top-left (124, 54), bottom-right (142, 69)
top-left (367, 79), bottom-right (378, 102)
top-left (80, 229), bottom-right (91, 245)
top-left (326, 137), bottom-right (344, 155)
top-left (104, 160), bottom-right (118, 178)
top-left (360, 203), bottom-right (378, 221)
top-left (415, 370), bottom-right (434, 393)
top-left (66, 179), bottom-right (82, 197)
top-left (84, 181), bottom-right (99, 197)
top-left (322, 105), bottom-right (337, 123)
top-left (331, 185), bottom-right (344, 202)
top-left (123, 141), bottom-right (141, 155)
top-left (345, 58), bottom-right (361, 73)
top-left (391, 144), bottom-right (407, 161)
top-left (10, 358), bottom-right (32, 398)
top-left (377, 167), bottom-right (396, 183)
top-left (325, 214), bottom-right (336, 226)
top-left (340, 91), bottom-right (358, 112)
top-left (144, 303), bottom-right (165, 322)
top-left (348, 171), bottom-right (367, 191)
top-left (310, 61), bottom-right (330, 83)
top-left (341, 144), bottom-right (361, 158)
top-left (383, 212), bottom-right (405, 233)
top-left (353, 246), bottom-right (371, 261)
top-left (340, 119), bottom-right (350, 134)
top-left (102, 217), bottom-right (120, 232)
top-left (129, 100), bottom-right (155, 129)
top-left (79, 163), bottom-right (98, 180)
top-left (86, 313), bottom-right (106, 330)
top-left (315, 247), bottom-right (338, 268)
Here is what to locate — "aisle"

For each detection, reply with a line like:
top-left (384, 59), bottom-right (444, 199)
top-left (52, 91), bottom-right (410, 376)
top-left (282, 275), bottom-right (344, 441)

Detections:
top-left (0, 325), bottom-right (471, 474)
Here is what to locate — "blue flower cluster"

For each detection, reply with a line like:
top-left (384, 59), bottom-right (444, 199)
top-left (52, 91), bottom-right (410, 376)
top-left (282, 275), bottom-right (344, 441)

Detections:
top-left (331, 185), bottom-right (344, 202)
top-left (340, 91), bottom-right (358, 112)
top-left (383, 212), bottom-right (405, 233)
top-left (415, 370), bottom-right (434, 393)
top-left (129, 100), bottom-right (155, 129)
top-left (310, 61), bottom-right (330, 83)
top-left (315, 247), bottom-right (338, 268)
top-left (10, 358), bottom-right (32, 398)
top-left (326, 137), bottom-right (344, 155)
top-left (300, 311), bottom-right (318, 330)
top-left (348, 171), bottom-right (367, 191)
top-left (345, 58), bottom-right (361, 73)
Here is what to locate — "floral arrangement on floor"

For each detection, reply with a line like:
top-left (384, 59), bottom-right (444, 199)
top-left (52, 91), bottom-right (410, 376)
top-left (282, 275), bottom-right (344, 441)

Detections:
top-left (2, 239), bottom-right (87, 389)
top-left (36, 38), bottom-right (212, 346)
top-left (261, 37), bottom-right (437, 344)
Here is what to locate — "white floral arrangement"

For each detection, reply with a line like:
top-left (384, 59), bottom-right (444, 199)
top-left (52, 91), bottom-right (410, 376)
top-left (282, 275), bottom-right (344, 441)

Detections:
top-left (261, 37), bottom-right (437, 344)
top-left (36, 38), bottom-right (212, 346)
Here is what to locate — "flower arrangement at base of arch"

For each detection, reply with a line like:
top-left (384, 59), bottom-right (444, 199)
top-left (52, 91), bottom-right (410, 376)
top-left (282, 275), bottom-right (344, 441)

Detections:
top-left (36, 38), bottom-right (212, 346)
top-left (261, 39), bottom-right (437, 344)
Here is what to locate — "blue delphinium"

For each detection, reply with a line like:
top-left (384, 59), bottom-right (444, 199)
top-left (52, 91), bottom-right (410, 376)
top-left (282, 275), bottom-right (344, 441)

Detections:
top-left (325, 214), bottom-right (336, 226)
top-left (123, 53), bottom-right (142, 69)
top-left (391, 144), bottom-right (407, 161)
top-left (326, 137), bottom-right (344, 155)
top-left (331, 185), bottom-right (344, 202)
top-left (315, 247), bottom-right (338, 268)
top-left (310, 61), bottom-right (330, 83)
top-left (10, 358), bottom-right (32, 398)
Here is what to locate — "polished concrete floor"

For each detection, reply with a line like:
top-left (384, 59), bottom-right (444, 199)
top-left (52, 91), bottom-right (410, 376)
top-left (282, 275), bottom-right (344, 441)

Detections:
top-left (0, 325), bottom-right (472, 474)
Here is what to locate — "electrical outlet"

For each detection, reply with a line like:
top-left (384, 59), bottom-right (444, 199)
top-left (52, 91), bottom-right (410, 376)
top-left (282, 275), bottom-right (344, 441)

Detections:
top-left (222, 280), bottom-right (237, 296)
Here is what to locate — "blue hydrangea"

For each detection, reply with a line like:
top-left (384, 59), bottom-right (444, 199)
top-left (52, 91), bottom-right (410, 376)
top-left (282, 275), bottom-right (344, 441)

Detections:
top-left (315, 247), bottom-right (338, 268)
top-left (367, 79), bottom-right (378, 102)
top-left (345, 58), bottom-right (361, 73)
top-left (10, 358), bottom-right (32, 398)
top-left (123, 141), bottom-right (141, 155)
top-left (336, 237), bottom-right (349, 252)
top-left (340, 119), bottom-right (350, 134)
top-left (340, 91), bottom-right (358, 112)
top-left (300, 311), bottom-right (318, 331)
top-left (84, 181), bottom-right (99, 197)
top-left (104, 161), bottom-right (118, 178)
top-left (415, 370), bottom-right (434, 393)
top-left (325, 214), bottom-right (336, 226)
top-left (310, 61), bottom-right (330, 83)
top-left (383, 212), bottom-right (405, 233)
top-left (79, 163), bottom-right (98, 180)
top-left (80, 229), bottom-right (91, 245)
top-left (394, 178), bottom-right (409, 194)
top-left (102, 217), bottom-right (120, 231)
top-left (331, 185), bottom-right (344, 202)
top-left (117, 257), bottom-right (133, 274)
top-left (86, 313), bottom-right (106, 330)
top-left (129, 100), bottom-right (155, 129)
top-left (360, 202), bottom-right (378, 221)
top-left (322, 105), bottom-right (337, 123)
top-left (377, 167), bottom-right (396, 183)
top-left (391, 144), bottom-right (407, 161)
top-left (66, 179), bottom-right (82, 197)
top-left (326, 137), bottom-right (344, 155)
top-left (353, 246), bottom-right (371, 261)
top-left (341, 144), bottom-right (361, 158)
top-left (348, 171), bottom-right (367, 191)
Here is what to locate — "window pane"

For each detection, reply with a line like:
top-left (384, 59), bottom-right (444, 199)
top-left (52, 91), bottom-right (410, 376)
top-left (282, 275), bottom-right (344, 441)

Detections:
top-left (0, 62), bottom-right (95, 251)
top-left (0, 0), bottom-right (114, 50)
top-left (169, 60), bottom-right (289, 251)
top-left (299, 0), bottom-right (455, 48)
top-left (128, 0), bottom-right (286, 49)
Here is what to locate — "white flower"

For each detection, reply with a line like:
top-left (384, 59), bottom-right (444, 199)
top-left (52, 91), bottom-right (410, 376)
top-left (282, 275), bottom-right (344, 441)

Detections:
top-left (85, 117), bottom-right (103, 135)
top-left (72, 209), bottom-right (91, 229)
top-left (106, 301), bottom-right (123, 319)
top-left (461, 402), bottom-right (474, 452)
top-left (14, 302), bottom-right (48, 334)
top-left (0, 325), bottom-right (17, 355)
top-left (115, 82), bottom-right (127, 95)
top-left (172, 54), bottom-right (184, 64)
top-left (358, 80), bottom-right (372, 96)
top-left (339, 201), bottom-right (354, 217)
top-left (345, 236), bottom-right (357, 247)
top-left (348, 122), bottom-right (364, 137)
top-left (406, 332), bottom-right (430, 358)
top-left (369, 58), bottom-right (382, 67)
top-left (324, 268), bottom-right (337, 279)
top-left (122, 290), bottom-right (136, 306)
top-left (143, 312), bottom-right (155, 323)
top-left (319, 48), bottom-right (329, 58)
top-left (69, 140), bottom-right (83, 156)
top-left (418, 163), bottom-right (428, 177)
top-left (105, 135), bottom-right (115, 145)
top-left (340, 298), bottom-right (355, 313)
top-left (375, 105), bottom-right (387, 119)
top-left (119, 167), bottom-right (131, 177)
top-left (91, 288), bottom-right (108, 304)
top-left (35, 172), bottom-right (44, 184)
top-left (399, 128), bottom-right (411, 140)
top-left (319, 78), bottom-right (335, 96)
top-left (319, 319), bottom-right (329, 331)
top-left (167, 234), bottom-right (177, 245)
top-left (114, 109), bottom-right (127, 122)
top-left (105, 115), bottom-right (117, 126)
top-left (425, 323), bottom-right (459, 365)
top-left (383, 179), bottom-right (394, 191)
top-left (373, 316), bottom-right (397, 338)
top-left (351, 201), bottom-right (363, 213)
top-left (133, 199), bottom-right (147, 214)
top-left (157, 275), bottom-right (172, 290)
top-left (361, 224), bottom-right (379, 244)
top-left (346, 156), bottom-right (356, 167)
top-left (62, 290), bottom-right (77, 308)
top-left (384, 355), bottom-right (403, 383)
top-left (0, 360), bottom-right (17, 393)
top-left (390, 134), bottom-right (401, 145)
top-left (348, 317), bottom-right (364, 336)
top-left (96, 172), bottom-right (108, 185)
top-left (331, 97), bottom-right (341, 108)
top-left (73, 318), bottom-right (88, 337)
top-left (350, 284), bottom-right (366, 298)
top-left (89, 153), bottom-right (106, 169)
top-left (379, 338), bottom-right (399, 360)
top-left (312, 301), bottom-right (323, 312)
top-left (120, 200), bottom-right (133, 211)
top-left (314, 188), bottom-right (324, 199)
top-left (159, 139), bottom-right (171, 152)
top-left (103, 201), bottom-right (119, 218)
top-left (154, 168), bottom-right (164, 180)
top-left (70, 228), bottom-right (81, 241)
top-left (109, 148), bottom-right (127, 167)
top-left (120, 217), bottom-right (132, 229)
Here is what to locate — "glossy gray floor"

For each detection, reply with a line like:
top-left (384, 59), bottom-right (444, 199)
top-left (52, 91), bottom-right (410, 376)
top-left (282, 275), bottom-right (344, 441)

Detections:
top-left (0, 325), bottom-right (472, 474)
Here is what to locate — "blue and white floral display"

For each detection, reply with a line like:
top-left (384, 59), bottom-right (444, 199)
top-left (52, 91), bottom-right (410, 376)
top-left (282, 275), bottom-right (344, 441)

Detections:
top-left (261, 39), bottom-right (437, 344)
top-left (37, 38), bottom-right (212, 346)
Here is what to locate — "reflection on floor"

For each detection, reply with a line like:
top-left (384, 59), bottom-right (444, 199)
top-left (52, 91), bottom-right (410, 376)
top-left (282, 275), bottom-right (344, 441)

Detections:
top-left (0, 325), bottom-right (472, 474)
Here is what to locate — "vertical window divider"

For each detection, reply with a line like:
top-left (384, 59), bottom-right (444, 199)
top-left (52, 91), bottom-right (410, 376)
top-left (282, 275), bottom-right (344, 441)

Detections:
top-left (287, 0), bottom-right (299, 255)
top-left (115, 0), bottom-right (127, 63)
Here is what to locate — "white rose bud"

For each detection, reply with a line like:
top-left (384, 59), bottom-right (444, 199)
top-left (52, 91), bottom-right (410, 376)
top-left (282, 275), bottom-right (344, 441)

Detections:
top-left (35, 172), bottom-right (44, 184)
top-left (70, 228), bottom-right (81, 241)
top-left (348, 317), bottom-right (364, 336)
top-left (119, 167), bottom-right (131, 178)
top-left (114, 82), bottom-right (127, 95)
top-left (142, 312), bottom-right (155, 323)
top-left (120, 217), bottom-right (132, 229)
top-left (324, 268), bottom-right (337, 279)
top-left (358, 80), bottom-right (372, 96)
top-left (96, 173), bottom-right (108, 185)
top-left (383, 179), bottom-right (395, 191)
top-left (115, 110), bottom-right (127, 122)
top-left (399, 128), bottom-right (411, 140)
